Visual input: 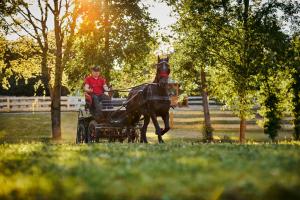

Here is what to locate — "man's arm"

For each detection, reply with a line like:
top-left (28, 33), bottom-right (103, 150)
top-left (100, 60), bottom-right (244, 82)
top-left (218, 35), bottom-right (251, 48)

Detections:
top-left (84, 84), bottom-right (92, 93)
top-left (103, 84), bottom-right (109, 95)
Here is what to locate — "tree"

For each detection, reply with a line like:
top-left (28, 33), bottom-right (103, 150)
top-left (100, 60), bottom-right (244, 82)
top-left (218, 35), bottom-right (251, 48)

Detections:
top-left (168, 0), bottom-right (219, 141)
top-left (2, 0), bottom-right (52, 94)
top-left (49, 0), bottom-right (79, 139)
top-left (171, 36), bottom-right (214, 141)
top-left (253, 11), bottom-right (291, 141)
top-left (169, 0), bottom-right (299, 142)
top-left (245, 0), bottom-right (299, 141)
top-left (289, 34), bottom-right (300, 140)
top-left (0, 36), bottom-right (42, 94)
top-left (0, 35), bottom-right (9, 87)
top-left (169, 0), bottom-right (257, 142)
top-left (65, 0), bottom-right (156, 90)
top-left (3, 0), bottom-right (80, 139)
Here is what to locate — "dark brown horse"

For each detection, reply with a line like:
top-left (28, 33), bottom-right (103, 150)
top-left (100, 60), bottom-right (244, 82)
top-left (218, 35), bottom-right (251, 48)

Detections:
top-left (126, 56), bottom-right (171, 143)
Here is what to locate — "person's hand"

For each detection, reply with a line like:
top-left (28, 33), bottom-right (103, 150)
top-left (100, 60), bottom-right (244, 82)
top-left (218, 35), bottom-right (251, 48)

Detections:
top-left (86, 88), bottom-right (93, 93)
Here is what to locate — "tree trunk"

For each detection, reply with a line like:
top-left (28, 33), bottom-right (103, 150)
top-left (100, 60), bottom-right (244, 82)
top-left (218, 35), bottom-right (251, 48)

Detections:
top-left (200, 66), bottom-right (213, 141)
top-left (238, 0), bottom-right (249, 144)
top-left (51, 49), bottom-right (62, 139)
top-left (50, 0), bottom-right (78, 140)
top-left (239, 115), bottom-right (246, 143)
top-left (51, 85), bottom-right (61, 139)
top-left (51, 0), bottom-right (63, 139)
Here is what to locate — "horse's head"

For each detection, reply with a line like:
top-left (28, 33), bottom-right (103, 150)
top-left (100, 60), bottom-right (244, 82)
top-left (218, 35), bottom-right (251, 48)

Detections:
top-left (155, 56), bottom-right (170, 87)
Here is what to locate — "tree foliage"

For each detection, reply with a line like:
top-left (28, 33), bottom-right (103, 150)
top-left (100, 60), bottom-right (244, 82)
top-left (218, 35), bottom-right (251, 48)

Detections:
top-left (65, 0), bottom-right (157, 92)
top-left (1, 0), bottom-right (157, 138)
top-left (169, 0), bottom-right (300, 141)
top-left (0, 36), bottom-right (42, 92)
top-left (289, 34), bottom-right (300, 140)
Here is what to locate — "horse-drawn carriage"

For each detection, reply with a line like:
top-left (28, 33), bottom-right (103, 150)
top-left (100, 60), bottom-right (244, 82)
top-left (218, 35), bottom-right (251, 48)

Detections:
top-left (76, 97), bottom-right (142, 143)
top-left (76, 57), bottom-right (175, 144)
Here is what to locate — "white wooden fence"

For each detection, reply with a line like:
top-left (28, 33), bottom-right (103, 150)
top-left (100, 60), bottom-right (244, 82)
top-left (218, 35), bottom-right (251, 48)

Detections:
top-left (0, 96), bottom-right (215, 112)
top-left (0, 96), bottom-right (86, 112)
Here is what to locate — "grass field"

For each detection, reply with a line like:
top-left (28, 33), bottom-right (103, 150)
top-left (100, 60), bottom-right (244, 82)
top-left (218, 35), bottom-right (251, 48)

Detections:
top-left (0, 109), bottom-right (299, 200)
top-left (0, 108), bottom-right (294, 143)
top-left (1, 142), bottom-right (300, 200)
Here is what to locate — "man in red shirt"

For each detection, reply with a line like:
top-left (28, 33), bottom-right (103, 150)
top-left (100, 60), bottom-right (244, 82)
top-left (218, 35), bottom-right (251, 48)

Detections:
top-left (84, 66), bottom-right (110, 113)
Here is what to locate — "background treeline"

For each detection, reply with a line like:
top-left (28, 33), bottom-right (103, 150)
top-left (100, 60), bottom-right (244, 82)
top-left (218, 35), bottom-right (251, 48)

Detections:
top-left (168, 0), bottom-right (300, 141)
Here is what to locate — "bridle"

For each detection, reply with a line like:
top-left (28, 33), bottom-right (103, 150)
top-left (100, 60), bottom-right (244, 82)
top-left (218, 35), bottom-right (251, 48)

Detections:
top-left (156, 60), bottom-right (169, 66)
top-left (156, 60), bottom-right (170, 79)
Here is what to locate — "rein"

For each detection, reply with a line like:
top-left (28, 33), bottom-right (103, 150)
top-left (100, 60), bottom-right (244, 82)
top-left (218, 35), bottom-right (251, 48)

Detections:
top-left (107, 83), bottom-right (159, 93)
top-left (146, 96), bottom-right (170, 101)
top-left (107, 90), bottom-right (144, 122)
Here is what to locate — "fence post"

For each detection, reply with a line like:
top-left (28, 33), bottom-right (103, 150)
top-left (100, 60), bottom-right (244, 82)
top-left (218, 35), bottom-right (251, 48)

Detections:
top-left (32, 97), bottom-right (38, 113)
top-left (67, 97), bottom-right (70, 110)
top-left (7, 97), bottom-right (10, 112)
top-left (170, 110), bottom-right (174, 129)
top-left (36, 97), bottom-right (39, 111)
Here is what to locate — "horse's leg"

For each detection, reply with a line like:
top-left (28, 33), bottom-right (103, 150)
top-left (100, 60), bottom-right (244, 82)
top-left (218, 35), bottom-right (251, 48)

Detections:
top-left (161, 112), bottom-right (170, 136)
top-left (140, 115), bottom-right (150, 143)
top-left (150, 113), bottom-right (164, 143)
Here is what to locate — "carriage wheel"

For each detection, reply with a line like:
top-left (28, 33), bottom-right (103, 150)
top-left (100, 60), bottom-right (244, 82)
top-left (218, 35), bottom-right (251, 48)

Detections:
top-left (108, 129), bottom-right (116, 143)
top-left (127, 128), bottom-right (140, 143)
top-left (133, 128), bottom-right (141, 143)
top-left (76, 122), bottom-right (86, 144)
top-left (118, 129), bottom-right (126, 143)
top-left (88, 120), bottom-right (98, 143)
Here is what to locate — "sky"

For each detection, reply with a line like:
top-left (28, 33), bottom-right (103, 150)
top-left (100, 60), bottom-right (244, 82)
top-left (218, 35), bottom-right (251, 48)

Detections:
top-left (147, 0), bottom-right (176, 30)
top-left (147, 0), bottom-right (177, 54)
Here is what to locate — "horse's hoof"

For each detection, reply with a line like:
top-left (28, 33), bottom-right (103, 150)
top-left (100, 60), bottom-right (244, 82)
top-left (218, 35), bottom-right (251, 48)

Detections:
top-left (158, 137), bottom-right (164, 143)
top-left (140, 139), bottom-right (148, 143)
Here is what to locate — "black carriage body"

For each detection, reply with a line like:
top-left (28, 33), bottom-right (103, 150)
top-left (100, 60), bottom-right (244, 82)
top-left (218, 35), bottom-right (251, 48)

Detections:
top-left (76, 99), bottom-right (141, 143)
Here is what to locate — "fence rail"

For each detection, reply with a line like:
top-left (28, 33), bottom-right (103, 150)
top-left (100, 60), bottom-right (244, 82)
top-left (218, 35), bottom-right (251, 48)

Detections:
top-left (0, 96), bottom-right (87, 112)
top-left (0, 96), bottom-right (132, 112)
top-left (0, 96), bottom-right (218, 112)
top-left (187, 96), bottom-right (223, 106)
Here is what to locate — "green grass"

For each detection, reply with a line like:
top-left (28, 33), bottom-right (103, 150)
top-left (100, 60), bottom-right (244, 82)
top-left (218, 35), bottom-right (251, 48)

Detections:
top-left (0, 112), bottom-right (77, 143)
top-left (0, 109), bottom-right (295, 143)
top-left (0, 142), bottom-right (300, 200)
top-left (0, 109), bottom-right (298, 199)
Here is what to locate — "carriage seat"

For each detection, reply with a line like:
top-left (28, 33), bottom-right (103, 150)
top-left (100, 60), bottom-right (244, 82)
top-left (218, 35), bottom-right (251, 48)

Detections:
top-left (84, 92), bottom-right (114, 112)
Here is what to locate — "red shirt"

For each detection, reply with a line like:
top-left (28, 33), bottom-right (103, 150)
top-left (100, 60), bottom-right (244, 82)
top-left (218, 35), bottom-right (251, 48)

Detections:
top-left (84, 75), bottom-right (106, 95)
